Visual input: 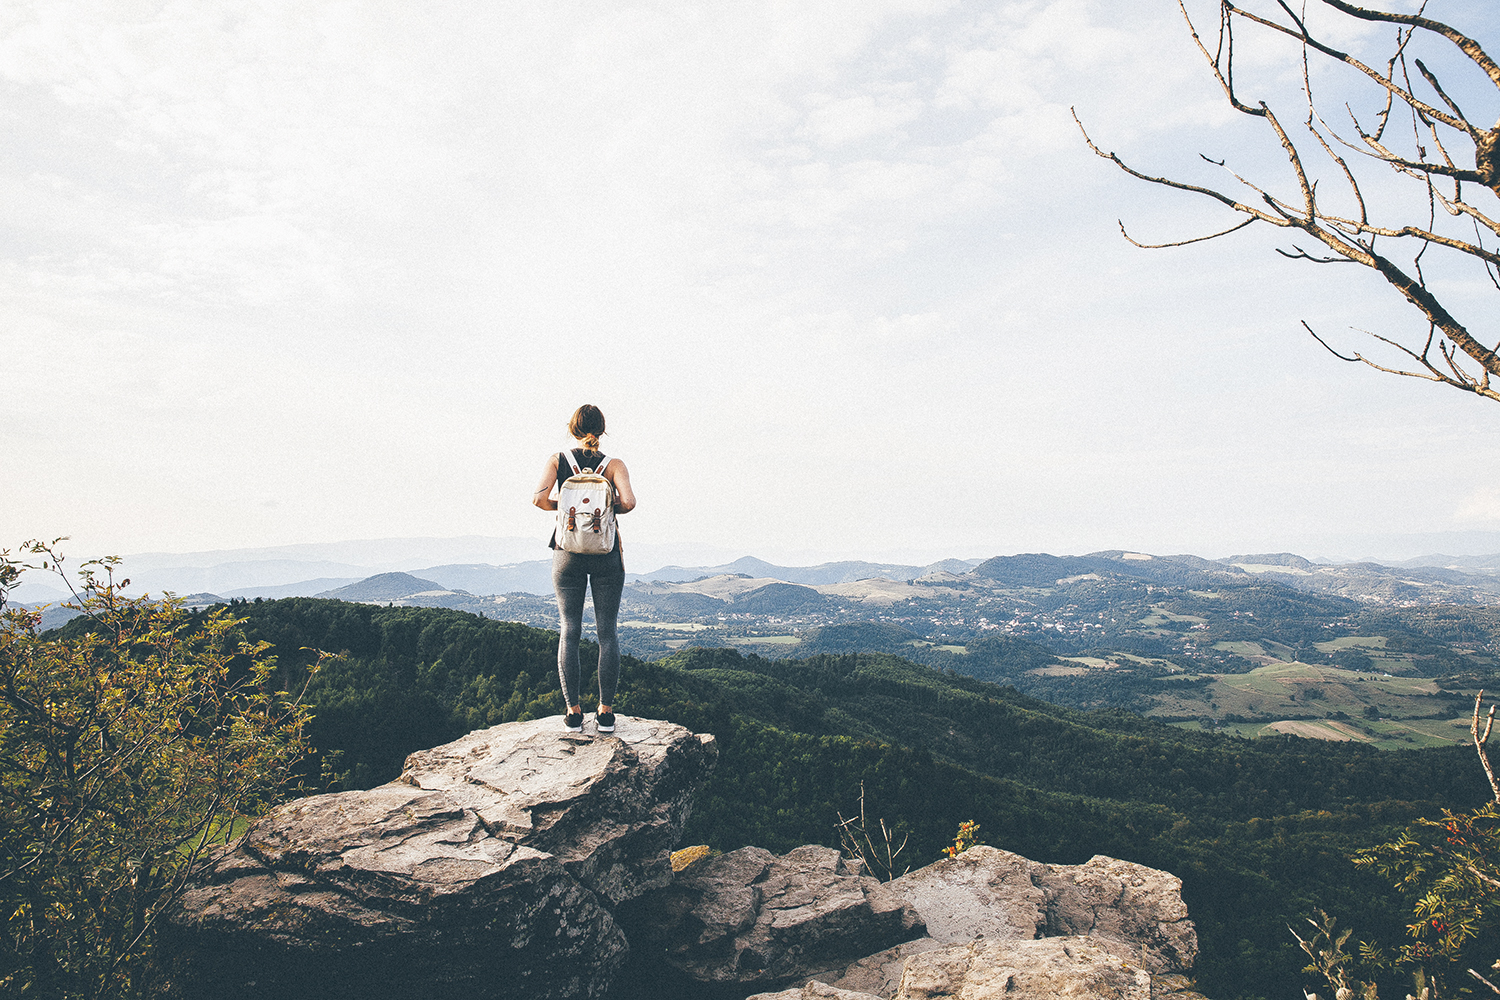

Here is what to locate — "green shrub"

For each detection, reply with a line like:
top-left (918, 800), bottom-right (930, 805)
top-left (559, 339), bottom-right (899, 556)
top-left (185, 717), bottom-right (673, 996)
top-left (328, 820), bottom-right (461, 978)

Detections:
top-left (0, 543), bottom-right (317, 999)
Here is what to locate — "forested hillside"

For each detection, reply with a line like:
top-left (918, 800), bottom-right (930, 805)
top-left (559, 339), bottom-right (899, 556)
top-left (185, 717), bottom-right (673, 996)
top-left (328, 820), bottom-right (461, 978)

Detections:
top-left (192, 598), bottom-right (1493, 1000)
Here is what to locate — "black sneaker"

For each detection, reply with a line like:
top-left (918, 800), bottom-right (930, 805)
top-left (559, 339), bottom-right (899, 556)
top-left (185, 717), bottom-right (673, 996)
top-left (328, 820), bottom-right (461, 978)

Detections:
top-left (595, 711), bottom-right (616, 733)
top-left (564, 712), bottom-right (584, 732)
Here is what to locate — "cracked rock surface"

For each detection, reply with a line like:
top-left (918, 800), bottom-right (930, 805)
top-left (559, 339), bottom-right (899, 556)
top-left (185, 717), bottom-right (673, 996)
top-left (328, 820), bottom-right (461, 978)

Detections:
top-left (1034, 853), bottom-right (1197, 975)
top-left (809, 846), bottom-right (1196, 1000)
top-left (886, 846), bottom-right (1197, 974)
top-left (897, 936), bottom-right (1153, 1000)
top-left (756, 937), bottom-right (1166, 1000)
top-left (622, 843), bottom-right (925, 989)
top-left (161, 716), bottom-right (717, 1000)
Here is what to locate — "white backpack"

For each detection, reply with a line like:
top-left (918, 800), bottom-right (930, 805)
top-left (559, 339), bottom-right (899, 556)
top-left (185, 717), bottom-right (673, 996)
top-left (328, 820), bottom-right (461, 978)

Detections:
top-left (555, 451), bottom-right (618, 554)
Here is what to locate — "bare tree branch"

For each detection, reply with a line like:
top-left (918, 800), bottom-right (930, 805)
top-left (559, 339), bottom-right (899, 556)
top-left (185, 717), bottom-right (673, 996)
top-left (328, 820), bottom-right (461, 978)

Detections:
top-left (1473, 692), bottom-right (1500, 804)
top-left (1120, 217), bottom-right (1258, 248)
top-left (1232, 0), bottom-right (1481, 139)
top-left (1317, 0), bottom-right (1500, 91)
top-left (1077, 0), bottom-right (1500, 402)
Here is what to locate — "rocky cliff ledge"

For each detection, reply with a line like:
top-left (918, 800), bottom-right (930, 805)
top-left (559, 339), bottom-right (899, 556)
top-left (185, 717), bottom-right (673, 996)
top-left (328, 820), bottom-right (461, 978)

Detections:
top-left (162, 716), bottom-right (717, 1000)
top-left (162, 716), bottom-right (1205, 1000)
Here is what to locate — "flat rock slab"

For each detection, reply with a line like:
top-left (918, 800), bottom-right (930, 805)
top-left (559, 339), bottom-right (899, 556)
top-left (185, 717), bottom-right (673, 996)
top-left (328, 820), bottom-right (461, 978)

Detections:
top-left (401, 715), bottom-right (717, 904)
top-left (625, 843), bottom-right (925, 988)
top-left (162, 716), bottom-right (717, 1000)
top-left (897, 937), bottom-right (1153, 1000)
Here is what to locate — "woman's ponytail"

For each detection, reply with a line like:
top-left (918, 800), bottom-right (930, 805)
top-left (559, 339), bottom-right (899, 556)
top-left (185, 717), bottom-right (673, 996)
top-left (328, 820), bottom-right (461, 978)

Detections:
top-left (569, 404), bottom-right (606, 449)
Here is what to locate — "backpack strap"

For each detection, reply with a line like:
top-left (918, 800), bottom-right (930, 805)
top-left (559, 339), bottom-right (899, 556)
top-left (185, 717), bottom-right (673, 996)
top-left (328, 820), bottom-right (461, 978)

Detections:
top-left (563, 449), bottom-right (610, 475)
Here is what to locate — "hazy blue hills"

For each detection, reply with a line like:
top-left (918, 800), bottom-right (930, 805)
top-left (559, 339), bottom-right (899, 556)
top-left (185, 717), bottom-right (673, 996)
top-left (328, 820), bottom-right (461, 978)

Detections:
top-left (1397, 552), bottom-right (1500, 575)
top-left (636, 555), bottom-right (982, 585)
top-left (315, 572), bottom-right (454, 602)
top-left (130, 558), bottom-right (377, 594)
top-left (966, 549), bottom-right (1500, 603)
top-left (64, 543), bottom-right (1500, 608)
top-left (969, 552), bottom-right (1169, 587)
top-left (222, 577), bottom-right (362, 600)
top-left (349, 554), bottom-right (989, 601)
top-left (414, 561), bottom-right (556, 596)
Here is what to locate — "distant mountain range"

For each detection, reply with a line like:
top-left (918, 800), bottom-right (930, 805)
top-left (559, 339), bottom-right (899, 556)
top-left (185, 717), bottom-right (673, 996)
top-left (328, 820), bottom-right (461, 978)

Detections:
top-left (19, 549), bottom-right (1500, 609)
top-left (634, 555), bottom-right (982, 585)
top-left (20, 532), bottom-right (1500, 606)
top-left (20, 547), bottom-right (1500, 747)
top-left (1393, 553), bottom-right (1500, 575)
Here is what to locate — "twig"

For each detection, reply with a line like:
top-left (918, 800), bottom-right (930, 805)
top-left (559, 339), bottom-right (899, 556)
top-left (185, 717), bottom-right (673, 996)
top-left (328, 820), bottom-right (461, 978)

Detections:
top-left (1468, 967), bottom-right (1500, 996)
top-left (1472, 691), bottom-right (1500, 803)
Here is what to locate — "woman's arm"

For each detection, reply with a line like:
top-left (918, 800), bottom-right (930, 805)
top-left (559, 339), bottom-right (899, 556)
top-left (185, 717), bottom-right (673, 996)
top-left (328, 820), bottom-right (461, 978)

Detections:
top-left (533, 454), bottom-right (560, 511)
top-left (608, 460), bottom-right (636, 513)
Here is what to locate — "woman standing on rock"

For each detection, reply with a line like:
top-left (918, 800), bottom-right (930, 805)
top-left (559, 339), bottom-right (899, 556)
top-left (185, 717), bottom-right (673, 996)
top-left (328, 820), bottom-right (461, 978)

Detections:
top-left (533, 404), bottom-right (636, 734)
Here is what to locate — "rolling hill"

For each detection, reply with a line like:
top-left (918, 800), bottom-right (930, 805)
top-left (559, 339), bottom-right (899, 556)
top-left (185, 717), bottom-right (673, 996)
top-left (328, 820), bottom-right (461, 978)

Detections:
top-left (190, 596), bottom-right (1494, 1000)
top-left (315, 572), bottom-right (453, 602)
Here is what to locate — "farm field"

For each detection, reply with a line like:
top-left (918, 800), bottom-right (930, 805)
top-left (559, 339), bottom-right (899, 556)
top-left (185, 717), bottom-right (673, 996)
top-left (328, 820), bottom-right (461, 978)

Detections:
top-left (1194, 714), bottom-right (1474, 749)
top-left (1156, 659), bottom-right (1479, 748)
top-left (603, 588), bottom-right (1500, 752)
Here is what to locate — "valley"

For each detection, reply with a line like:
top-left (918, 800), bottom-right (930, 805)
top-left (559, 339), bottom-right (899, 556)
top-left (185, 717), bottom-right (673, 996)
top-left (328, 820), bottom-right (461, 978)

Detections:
top-left (173, 596), bottom-right (1497, 1000)
top-left (29, 552), bottom-right (1500, 999)
top-left (63, 547), bottom-right (1500, 748)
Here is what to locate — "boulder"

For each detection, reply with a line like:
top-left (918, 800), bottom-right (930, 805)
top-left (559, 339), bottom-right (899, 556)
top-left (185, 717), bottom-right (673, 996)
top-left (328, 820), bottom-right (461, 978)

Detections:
top-left (885, 845), bottom-right (1046, 944)
top-left (161, 716), bottom-right (717, 1000)
top-left (886, 846), bottom-right (1196, 974)
top-left (397, 714), bottom-right (715, 906)
top-left (896, 936), bottom-right (1153, 1000)
top-left (1034, 854), bottom-right (1197, 975)
top-left (809, 846), bottom-right (1196, 999)
top-left (624, 843), bottom-right (926, 989)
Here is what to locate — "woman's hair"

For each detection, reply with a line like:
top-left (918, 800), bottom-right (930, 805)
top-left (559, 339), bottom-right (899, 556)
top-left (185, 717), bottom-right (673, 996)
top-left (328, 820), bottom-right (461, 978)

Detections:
top-left (568, 404), bottom-right (606, 450)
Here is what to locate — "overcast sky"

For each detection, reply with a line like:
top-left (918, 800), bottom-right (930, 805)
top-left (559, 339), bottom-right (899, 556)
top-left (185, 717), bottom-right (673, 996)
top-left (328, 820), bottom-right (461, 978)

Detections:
top-left (4, 0), bottom-right (1499, 570)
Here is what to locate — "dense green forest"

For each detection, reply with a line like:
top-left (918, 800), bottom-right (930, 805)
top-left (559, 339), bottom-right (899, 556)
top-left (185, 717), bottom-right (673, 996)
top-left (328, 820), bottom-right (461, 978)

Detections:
top-left (186, 597), bottom-right (1494, 1000)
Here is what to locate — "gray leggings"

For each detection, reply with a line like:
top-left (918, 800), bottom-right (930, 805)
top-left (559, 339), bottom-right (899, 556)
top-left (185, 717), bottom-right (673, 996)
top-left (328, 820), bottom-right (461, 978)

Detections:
top-left (553, 548), bottom-right (625, 708)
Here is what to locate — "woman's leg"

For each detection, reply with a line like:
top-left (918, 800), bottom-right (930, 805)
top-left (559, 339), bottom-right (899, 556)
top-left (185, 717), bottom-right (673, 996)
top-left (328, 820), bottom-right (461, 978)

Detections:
top-left (553, 551), bottom-right (588, 711)
top-left (589, 560), bottom-right (626, 708)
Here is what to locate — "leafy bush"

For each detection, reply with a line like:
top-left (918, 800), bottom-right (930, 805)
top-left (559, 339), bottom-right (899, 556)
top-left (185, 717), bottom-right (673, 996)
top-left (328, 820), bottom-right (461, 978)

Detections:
top-left (0, 544), bottom-right (316, 999)
top-left (1296, 700), bottom-right (1500, 998)
top-left (1347, 803), bottom-right (1500, 997)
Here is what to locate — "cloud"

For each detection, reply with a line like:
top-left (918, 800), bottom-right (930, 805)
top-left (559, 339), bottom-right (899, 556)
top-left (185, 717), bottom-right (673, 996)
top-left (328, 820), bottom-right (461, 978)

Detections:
top-left (3, 0), bottom-right (1498, 558)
